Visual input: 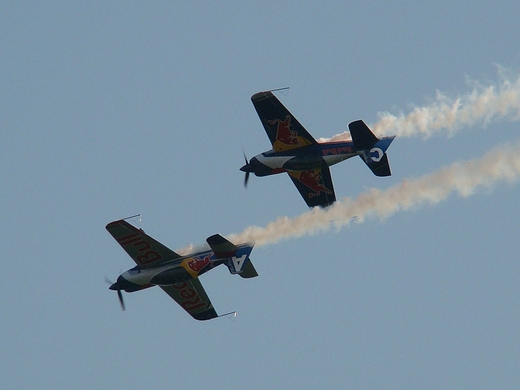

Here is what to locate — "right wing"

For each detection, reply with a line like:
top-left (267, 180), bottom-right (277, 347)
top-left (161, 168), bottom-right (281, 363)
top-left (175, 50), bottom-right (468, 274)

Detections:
top-left (251, 91), bottom-right (318, 152)
top-left (288, 167), bottom-right (336, 208)
top-left (160, 279), bottom-right (218, 321)
top-left (106, 219), bottom-right (182, 268)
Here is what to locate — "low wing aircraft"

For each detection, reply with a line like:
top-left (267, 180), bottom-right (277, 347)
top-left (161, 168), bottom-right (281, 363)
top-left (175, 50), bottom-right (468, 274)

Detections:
top-left (241, 91), bottom-right (396, 207)
top-left (106, 219), bottom-right (256, 321)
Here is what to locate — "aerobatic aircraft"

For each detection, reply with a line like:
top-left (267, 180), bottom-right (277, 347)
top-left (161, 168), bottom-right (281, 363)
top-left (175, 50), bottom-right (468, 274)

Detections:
top-left (106, 218), bottom-right (256, 321)
top-left (241, 91), bottom-right (396, 207)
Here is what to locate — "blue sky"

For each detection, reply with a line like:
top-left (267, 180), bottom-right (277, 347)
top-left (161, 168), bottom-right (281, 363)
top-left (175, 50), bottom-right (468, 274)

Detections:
top-left (2, 2), bottom-right (520, 389)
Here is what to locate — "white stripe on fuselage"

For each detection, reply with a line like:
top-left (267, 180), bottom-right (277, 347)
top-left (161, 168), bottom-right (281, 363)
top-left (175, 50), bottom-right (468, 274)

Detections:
top-left (122, 267), bottom-right (159, 286)
top-left (322, 152), bottom-right (357, 166)
top-left (256, 153), bottom-right (293, 169)
top-left (256, 150), bottom-right (358, 170)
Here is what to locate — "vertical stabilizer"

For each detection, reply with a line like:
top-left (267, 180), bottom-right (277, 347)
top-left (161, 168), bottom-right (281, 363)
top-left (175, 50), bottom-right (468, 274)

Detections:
top-left (349, 120), bottom-right (395, 177)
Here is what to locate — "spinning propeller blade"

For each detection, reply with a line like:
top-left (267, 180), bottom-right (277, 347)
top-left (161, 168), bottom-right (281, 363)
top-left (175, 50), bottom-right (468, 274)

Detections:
top-left (243, 152), bottom-right (250, 188)
top-left (106, 276), bottom-right (126, 311)
top-left (117, 289), bottom-right (126, 311)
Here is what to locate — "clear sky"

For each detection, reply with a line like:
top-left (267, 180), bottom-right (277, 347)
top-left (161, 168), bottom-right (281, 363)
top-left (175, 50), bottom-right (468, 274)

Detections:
top-left (2, 2), bottom-right (520, 389)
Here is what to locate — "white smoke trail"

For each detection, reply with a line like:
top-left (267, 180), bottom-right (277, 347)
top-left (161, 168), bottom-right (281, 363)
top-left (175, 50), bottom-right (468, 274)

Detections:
top-left (319, 73), bottom-right (520, 142)
top-left (228, 141), bottom-right (520, 247)
top-left (176, 73), bottom-right (520, 254)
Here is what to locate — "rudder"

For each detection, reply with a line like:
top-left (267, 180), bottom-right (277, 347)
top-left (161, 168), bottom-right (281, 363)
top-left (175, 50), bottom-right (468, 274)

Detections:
top-left (348, 120), bottom-right (394, 177)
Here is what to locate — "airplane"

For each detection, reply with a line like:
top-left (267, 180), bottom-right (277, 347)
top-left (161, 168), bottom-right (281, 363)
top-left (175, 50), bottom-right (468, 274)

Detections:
top-left (105, 218), bottom-right (256, 321)
top-left (241, 91), bottom-right (396, 208)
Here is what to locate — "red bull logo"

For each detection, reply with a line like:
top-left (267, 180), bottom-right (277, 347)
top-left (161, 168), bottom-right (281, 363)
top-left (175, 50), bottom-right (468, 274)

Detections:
top-left (298, 170), bottom-right (332, 198)
top-left (171, 281), bottom-right (206, 312)
top-left (187, 254), bottom-right (211, 273)
top-left (268, 115), bottom-right (298, 145)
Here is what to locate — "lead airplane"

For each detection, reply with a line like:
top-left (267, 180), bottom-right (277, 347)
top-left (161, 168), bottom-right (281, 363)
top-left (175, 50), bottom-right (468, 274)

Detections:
top-left (106, 219), bottom-right (256, 321)
top-left (241, 91), bottom-right (396, 207)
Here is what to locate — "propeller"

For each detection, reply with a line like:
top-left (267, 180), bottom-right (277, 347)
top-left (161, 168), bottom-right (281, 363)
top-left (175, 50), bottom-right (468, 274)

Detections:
top-left (243, 153), bottom-right (250, 188)
top-left (106, 276), bottom-right (126, 311)
top-left (240, 150), bottom-right (255, 188)
top-left (116, 289), bottom-right (126, 311)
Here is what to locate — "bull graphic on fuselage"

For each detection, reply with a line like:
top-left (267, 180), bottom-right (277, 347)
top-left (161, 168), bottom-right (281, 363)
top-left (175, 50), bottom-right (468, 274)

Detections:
top-left (187, 254), bottom-right (212, 273)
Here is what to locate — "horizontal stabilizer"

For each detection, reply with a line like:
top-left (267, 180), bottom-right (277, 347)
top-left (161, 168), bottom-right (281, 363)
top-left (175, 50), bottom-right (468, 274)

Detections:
top-left (206, 234), bottom-right (238, 258)
top-left (349, 120), bottom-right (378, 150)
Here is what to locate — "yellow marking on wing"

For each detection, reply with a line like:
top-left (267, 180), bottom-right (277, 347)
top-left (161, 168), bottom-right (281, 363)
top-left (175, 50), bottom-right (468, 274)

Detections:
top-left (273, 136), bottom-right (313, 152)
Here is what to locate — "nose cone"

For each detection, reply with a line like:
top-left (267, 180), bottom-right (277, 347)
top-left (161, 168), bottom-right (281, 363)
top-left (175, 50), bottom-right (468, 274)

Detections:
top-left (109, 282), bottom-right (122, 290)
top-left (108, 274), bottom-right (142, 292)
top-left (240, 156), bottom-right (258, 173)
top-left (109, 275), bottom-right (126, 291)
top-left (240, 163), bottom-right (252, 173)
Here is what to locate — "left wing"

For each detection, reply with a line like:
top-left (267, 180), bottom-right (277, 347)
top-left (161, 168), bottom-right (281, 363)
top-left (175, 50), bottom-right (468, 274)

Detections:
top-left (106, 219), bottom-right (182, 268)
top-left (160, 279), bottom-right (218, 321)
top-left (251, 91), bottom-right (318, 152)
top-left (288, 167), bottom-right (336, 208)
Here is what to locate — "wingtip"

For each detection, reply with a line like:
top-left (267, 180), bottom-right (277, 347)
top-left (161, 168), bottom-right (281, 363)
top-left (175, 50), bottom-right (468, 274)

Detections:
top-left (105, 219), bottom-right (124, 230)
top-left (251, 91), bottom-right (274, 101)
top-left (105, 219), bottom-right (141, 235)
top-left (193, 307), bottom-right (218, 321)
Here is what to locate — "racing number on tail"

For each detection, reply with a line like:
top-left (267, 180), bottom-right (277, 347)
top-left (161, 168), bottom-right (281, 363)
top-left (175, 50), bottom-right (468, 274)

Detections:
top-left (230, 254), bottom-right (247, 274)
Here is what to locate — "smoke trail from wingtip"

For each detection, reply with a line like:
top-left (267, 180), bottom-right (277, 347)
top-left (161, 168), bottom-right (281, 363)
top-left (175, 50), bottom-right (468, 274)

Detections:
top-left (319, 74), bottom-right (520, 142)
top-left (228, 141), bottom-right (520, 247)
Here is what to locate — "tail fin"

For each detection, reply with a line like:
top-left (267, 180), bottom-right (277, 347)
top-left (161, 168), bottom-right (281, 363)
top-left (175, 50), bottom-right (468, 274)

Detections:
top-left (206, 235), bottom-right (258, 278)
top-left (236, 258), bottom-right (258, 278)
top-left (348, 120), bottom-right (395, 177)
top-left (225, 245), bottom-right (258, 278)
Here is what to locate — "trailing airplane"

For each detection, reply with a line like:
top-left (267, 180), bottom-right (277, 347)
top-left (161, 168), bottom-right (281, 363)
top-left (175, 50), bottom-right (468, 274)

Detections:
top-left (106, 218), bottom-right (256, 321)
top-left (241, 91), bottom-right (396, 208)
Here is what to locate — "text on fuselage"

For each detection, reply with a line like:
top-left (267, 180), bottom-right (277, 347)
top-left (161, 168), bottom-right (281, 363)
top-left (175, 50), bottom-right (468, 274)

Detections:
top-left (322, 146), bottom-right (353, 156)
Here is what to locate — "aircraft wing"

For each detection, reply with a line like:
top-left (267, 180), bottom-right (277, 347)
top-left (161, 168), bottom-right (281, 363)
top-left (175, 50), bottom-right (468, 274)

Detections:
top-left (106, 219), bottom-right (182, 268)
top-left (251, 91), bottom-right (318, 152)
top-left (287, 167), bottom-right (336, 208)
top-left (160, 280), bottom-right (218, 321)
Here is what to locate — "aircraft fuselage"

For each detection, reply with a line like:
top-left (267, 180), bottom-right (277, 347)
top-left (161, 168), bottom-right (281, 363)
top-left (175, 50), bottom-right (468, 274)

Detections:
top-left (110, 245), bottom-right (251, 293)
top-left (241, 138), bottom-right (394, 177)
